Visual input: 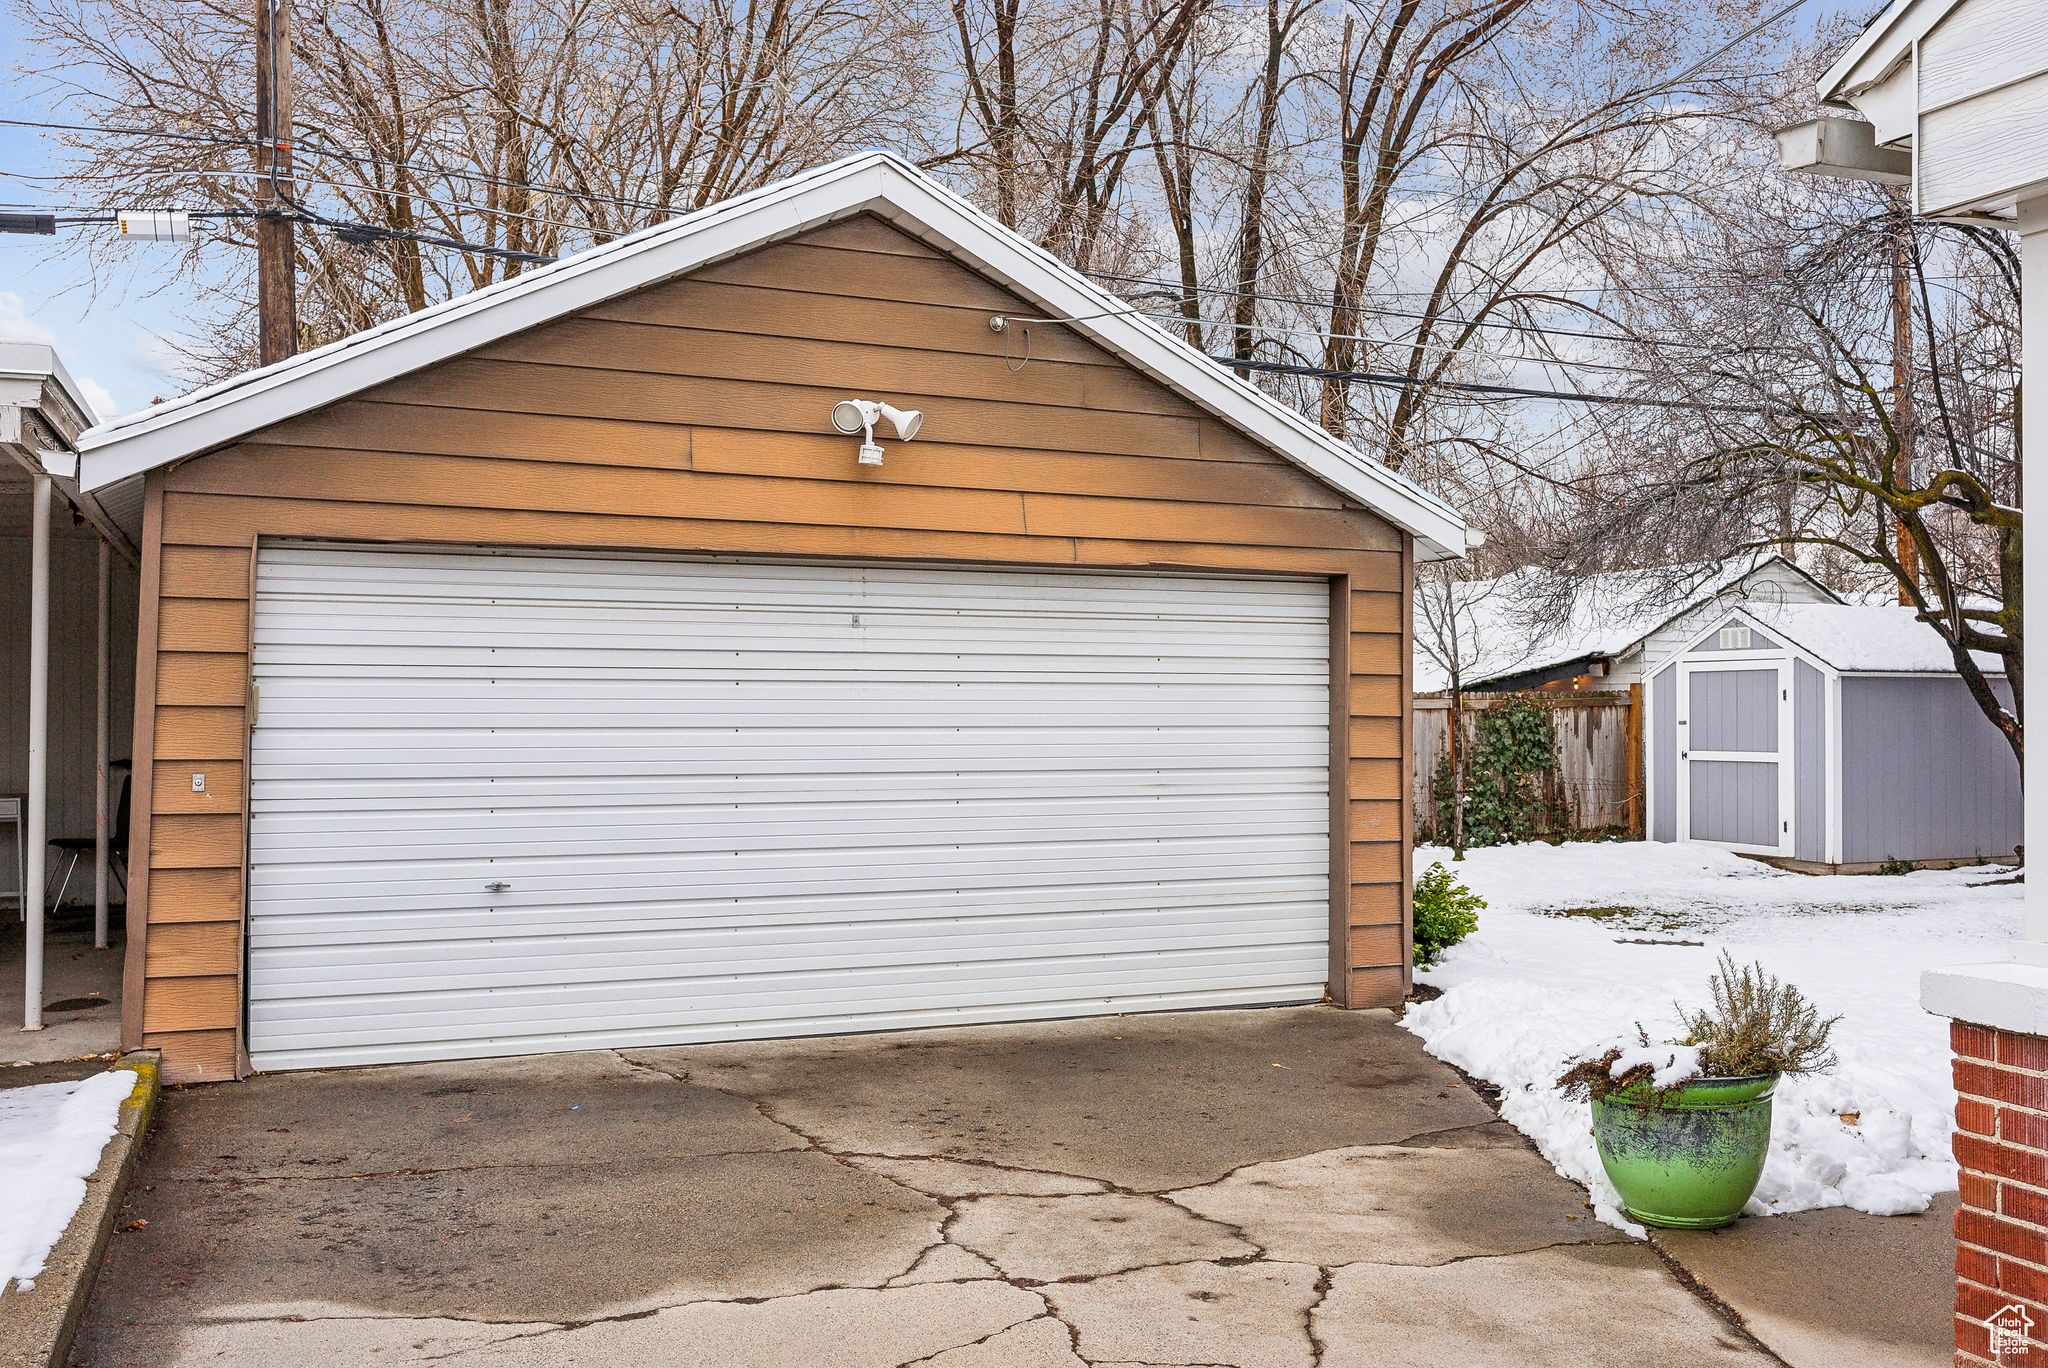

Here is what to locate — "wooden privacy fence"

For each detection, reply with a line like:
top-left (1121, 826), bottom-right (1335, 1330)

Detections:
top-left (1412, 688), bottom-right (1643, 841)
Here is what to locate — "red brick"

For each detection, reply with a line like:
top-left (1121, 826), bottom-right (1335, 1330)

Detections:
top-left (1956, 1060), bottom-right (2046, 1108)
top-left (2000, 1030), bottom-right (2048, 1073)
top-left (1959, 1097), bottom-right (2000, 1136)
top-left (2006, 1108), bottom-right (2048, 1153)
top-left (1956, 1278), bottom-right (2048, 1329)
top-left (1958, 1207), bottom-right (2048, 1263)
top-left (2004, 1182), bottom-right (2048, 1228)
top-left (1957, 1135), bottom-right (2048, 1188)
top-left (2003, 1257), bottom-right (2048, 1306)
top-left (1961, 1169), bottom-right (2001, 1214)
top-left (1959, 1241), bottom-right (2000, 1285)
top-left (1958, 1022), bottom-right (2000, 1059)
top-left (1957, 1312), bottom-right (1992, 1360)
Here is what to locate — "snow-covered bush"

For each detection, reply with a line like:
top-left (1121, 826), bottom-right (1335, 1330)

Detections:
top-left (1413, 862), bottom-right (1483, 967)
top-left (1557, 951), bottom-right (1839, 1100)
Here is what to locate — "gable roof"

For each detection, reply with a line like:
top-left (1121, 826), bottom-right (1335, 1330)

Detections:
top-left (76, 150), bottom-right (1467, 558)
top-left (1711, 602), bottom-right (2005, 675)
top-left (1413, 554), bottom-right (1838, 691)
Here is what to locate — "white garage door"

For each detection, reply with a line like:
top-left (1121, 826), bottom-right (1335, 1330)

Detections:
top-left (246, 545), bottom-right (1332, 1070)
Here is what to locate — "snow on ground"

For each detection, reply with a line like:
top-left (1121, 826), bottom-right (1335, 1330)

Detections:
top-left (1402, 840), bottom-right (2021, 1232)
top-left (0, 1069), bottom-right (135, 1294)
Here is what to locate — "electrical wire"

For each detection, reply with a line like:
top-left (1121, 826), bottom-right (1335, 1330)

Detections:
top-left (1211, 354), bottom-right (1778, 414)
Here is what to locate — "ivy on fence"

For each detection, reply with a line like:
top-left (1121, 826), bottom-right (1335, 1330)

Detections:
top-left (1431, 698), bottom-right (1566, 848)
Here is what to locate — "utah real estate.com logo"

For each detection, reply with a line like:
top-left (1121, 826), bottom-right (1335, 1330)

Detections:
top-left (1991, 1303), bottom-right (2034, 1358)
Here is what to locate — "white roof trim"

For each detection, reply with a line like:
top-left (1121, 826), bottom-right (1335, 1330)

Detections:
top-left (78, 150), bottom-right (1468, 558)
top-left (1653, 606), bottom-right (1839, 680)
top-left (1818, 0), bottom-right (1959, 104)
top-left (1660, 603), bottom-right (2005, 677)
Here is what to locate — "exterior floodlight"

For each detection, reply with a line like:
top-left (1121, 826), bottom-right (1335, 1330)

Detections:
top-left (829, 397), bottom-right (923, 466)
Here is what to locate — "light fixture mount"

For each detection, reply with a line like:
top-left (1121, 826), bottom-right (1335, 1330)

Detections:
top-left (828, 398), bottom-right (922, 467)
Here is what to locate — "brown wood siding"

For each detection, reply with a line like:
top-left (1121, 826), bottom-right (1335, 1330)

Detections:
top-left (128, 214), bottom-right (1414, 1080)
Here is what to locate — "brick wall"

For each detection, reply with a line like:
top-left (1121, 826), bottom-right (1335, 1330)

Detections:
top-left (1953, 1020), bottom-right (2048, 1366)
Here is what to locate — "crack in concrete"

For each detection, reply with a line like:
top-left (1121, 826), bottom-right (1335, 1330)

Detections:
top-left (601, 1053), bottom-right (1628, 1368)
top-left (893, 1310), bottom-right (1057, 1367)
top-left (1303, 1265), bottom-right (1334, 1367)
top-left (1643, 1234), bottom-right (1795, 1368)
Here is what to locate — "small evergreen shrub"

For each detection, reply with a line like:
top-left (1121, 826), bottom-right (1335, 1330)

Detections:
top-left (1413, 862), bottom-right (1484, 967)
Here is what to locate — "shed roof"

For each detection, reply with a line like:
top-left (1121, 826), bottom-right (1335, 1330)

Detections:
top-left (1733, 602), bottom-right (2004, 675)
top-left (1413, 554), bottom-right (1833, 691)
top-left (75, 150), bottom-right (1467, 558)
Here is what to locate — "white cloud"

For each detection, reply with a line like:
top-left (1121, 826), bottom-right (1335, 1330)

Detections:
top-left (0, 291), bottom-right (59, 347)
top-left (75, 375), bottom-right (117, 423)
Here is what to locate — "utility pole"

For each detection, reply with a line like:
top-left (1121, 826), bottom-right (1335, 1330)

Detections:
top-left (1889, 194), bottom-right (1920, 604)
top-left (254, 0), bottom-right (297, 365)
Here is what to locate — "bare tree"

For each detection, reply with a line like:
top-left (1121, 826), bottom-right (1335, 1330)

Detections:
top-left (1581, 186), bottom-right (2021, 770)
top-left (14, 0), bottom-right (930, 375)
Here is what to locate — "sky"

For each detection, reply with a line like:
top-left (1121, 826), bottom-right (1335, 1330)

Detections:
top-left (0, 0), bottom-right (1869, 426)
top-left (1, 3), bottom-right (189, 420)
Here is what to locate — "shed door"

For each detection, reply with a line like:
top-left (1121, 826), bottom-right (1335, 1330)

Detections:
top-left (1676, 659), bottom-right (1793, 856)
top-left (245, 545), bottom-right (1332, 1071)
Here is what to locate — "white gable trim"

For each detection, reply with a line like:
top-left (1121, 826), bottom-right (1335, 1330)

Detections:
top-left (77, 151), bottom-right (1467, 558)
top-left (1658, 607), bottom-right (1841, 681)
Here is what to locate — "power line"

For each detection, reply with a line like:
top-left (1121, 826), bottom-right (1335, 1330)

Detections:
top-left (1212, 354), bottom-right (1777, 414)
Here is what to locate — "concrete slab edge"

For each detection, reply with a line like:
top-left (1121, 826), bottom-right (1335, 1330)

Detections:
top-left (0, 1050), bottom-right (161, 1368)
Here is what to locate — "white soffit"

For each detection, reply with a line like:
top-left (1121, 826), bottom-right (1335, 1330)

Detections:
top-left (76, 150), bottom-right (1468, 559)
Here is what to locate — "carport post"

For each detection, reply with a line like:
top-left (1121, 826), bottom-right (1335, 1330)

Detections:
top-left (94, 538), bottom-right (110, 949)
top-left (21, 473), bottom-right (49, 1030)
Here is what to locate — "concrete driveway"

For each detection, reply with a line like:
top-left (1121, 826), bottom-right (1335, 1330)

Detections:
top-left (74, 1007), bottom-right (1770, 1367)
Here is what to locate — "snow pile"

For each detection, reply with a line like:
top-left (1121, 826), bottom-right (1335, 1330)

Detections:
top-left (0, 1070), bottom-right (136, 1294)
top-left (1402, 841), bottom-right (2021, 1231)
top-left (1605, 1041), bottom-right (1705, 1090)
top-left (1746, 601), bottom-right (2005, 675)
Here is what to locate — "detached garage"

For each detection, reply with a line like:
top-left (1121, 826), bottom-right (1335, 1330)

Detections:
top-left (76, 151), bottom-right (1466, 1081)
top-left (1647, 602), bottom-right (2020, 871)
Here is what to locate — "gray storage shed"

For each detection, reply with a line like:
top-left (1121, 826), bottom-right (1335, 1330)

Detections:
top-left (1646, 603), bottom-right (2020, 871)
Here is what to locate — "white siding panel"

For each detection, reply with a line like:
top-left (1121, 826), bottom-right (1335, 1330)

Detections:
top-left (1917, 0), bottom-right (2048, 112)
top-left (246, 545), bottom-right (1331, 1070)
top-left (1919, 70), bottom-right (2048, 216)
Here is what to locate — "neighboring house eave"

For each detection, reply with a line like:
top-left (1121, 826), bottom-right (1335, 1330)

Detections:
top-left (1818, 0), bottom-right (1959, 107)
top-left (1464, 653), bottom-right (1613, 692)
top-left (74, 150), bottom-right (1468, 558)
top-left (0, 342), bottom-right (138, 563)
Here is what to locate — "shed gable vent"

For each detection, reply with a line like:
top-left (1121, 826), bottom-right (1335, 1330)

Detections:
top-left (1717, 625), bottom-right (1753, 651)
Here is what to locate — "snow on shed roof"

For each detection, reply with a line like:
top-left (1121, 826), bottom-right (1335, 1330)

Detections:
top-left (1414, 555), bottom-right (1827, 692)
top-left (1735, 602), bottom-right (2004, 675)
top-left (73, 150), bottom-right (1468, 558)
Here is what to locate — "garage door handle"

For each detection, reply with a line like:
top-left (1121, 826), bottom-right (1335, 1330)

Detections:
top-left (485, 881), bottom-right (511, 893)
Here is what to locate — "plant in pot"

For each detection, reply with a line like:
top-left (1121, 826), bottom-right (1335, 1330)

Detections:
top-left (1556, 952), bottom-right (1838, 1230)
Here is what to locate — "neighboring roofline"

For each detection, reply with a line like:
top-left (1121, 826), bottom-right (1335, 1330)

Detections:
top-left (1464, 652), bottom-right (1612, 692)
top-left (0, 341), bottom-right (97, 446)
top-left (0, 342), bottom-right (138, 563)
top-left (77, 150), bottom-right (1468, 558)
top-left (1450, 553), bottom-right (1843, 690)
top-left (1659, 603), bottom-right (2006, 678)
top-left (1818, 0), bottom-right (1960, 105)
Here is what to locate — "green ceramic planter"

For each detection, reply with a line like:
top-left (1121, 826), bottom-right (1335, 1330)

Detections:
top-left (1590, 1073), bottom-right (1776, 1229)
